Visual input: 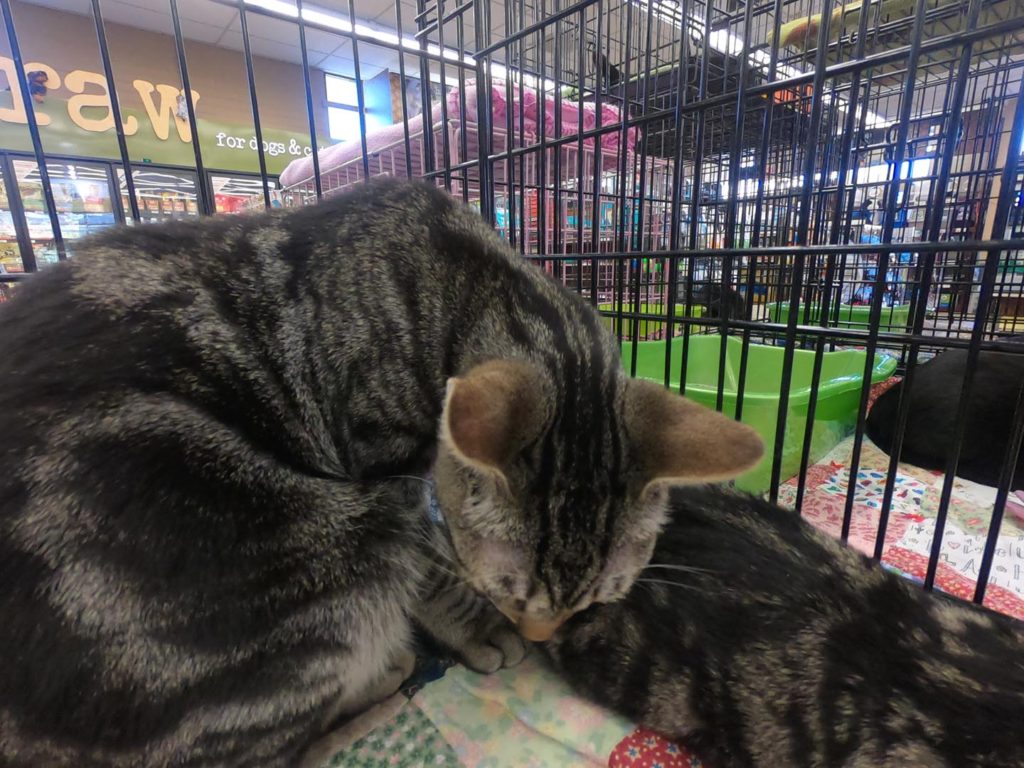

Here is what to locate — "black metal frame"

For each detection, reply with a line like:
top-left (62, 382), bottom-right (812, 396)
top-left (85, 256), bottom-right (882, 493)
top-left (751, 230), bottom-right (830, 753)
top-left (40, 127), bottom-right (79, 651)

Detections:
top-left (0, 0), bottom-right (65, 261)
top-left (3, 0), bottom-right (1024, 613)
top-left (0, 153), bottom-right (38, 272)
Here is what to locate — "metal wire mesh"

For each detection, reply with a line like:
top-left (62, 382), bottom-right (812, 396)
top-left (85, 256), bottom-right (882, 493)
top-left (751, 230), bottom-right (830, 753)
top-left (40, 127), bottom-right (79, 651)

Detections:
top-left (2, 0), bottom-right (1024, 610)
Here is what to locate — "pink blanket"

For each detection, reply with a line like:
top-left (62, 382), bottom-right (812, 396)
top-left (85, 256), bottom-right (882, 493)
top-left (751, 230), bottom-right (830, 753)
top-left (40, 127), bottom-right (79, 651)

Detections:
top-left (279, 79), bottom-right (637, 188)
top-left (279, 104), bottom-right (444, 188)
top-left (448, 79), bottom-right (638, 154)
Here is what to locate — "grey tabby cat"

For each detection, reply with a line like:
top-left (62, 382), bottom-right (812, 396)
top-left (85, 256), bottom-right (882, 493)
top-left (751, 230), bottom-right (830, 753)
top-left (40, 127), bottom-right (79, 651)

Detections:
top-left (0, 177), bottom-right (762, 768)
top-left (546, 485), bottom-right (1024, 767)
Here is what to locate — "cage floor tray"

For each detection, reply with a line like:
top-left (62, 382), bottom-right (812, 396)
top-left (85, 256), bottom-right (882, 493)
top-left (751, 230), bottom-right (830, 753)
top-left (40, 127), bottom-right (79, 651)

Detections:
top-left (598, 302), bottom-right (704, 339)
top-left (766, 301), bottom-right (911, 331)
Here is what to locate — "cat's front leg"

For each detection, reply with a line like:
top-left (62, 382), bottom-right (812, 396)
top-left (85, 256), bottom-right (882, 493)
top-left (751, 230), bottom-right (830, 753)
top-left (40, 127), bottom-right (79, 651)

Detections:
top-left (415, 565), bottom-right (527, 673)
top-left (298, 647), bottom-right (417, 768)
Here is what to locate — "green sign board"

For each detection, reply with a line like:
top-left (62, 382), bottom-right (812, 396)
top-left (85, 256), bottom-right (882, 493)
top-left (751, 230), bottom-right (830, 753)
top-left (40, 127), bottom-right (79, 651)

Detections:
top-left (0, 96), bottom-right (326, 176)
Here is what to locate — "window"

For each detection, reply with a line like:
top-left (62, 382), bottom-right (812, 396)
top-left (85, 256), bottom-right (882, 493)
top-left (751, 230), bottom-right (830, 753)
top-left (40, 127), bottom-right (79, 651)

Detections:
top-left (325, 73), bottom-right (361, 142)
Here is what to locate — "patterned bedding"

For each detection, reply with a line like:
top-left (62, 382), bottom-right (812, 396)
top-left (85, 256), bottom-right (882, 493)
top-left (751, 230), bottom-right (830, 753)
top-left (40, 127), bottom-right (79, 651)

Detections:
top-left (778, 433), bottom-right (1024, 620)
top-left (316, 656), bottom-right (700, 768)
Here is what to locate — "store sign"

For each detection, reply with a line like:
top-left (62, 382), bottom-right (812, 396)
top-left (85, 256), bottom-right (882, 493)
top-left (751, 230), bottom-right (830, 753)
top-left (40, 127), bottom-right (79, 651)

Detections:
top-left (213, 132), bottom-right (314, 159)
top-left (0, 57), bottom-right (324, 175)
top-left (0, 58), bottom-right (197, 141)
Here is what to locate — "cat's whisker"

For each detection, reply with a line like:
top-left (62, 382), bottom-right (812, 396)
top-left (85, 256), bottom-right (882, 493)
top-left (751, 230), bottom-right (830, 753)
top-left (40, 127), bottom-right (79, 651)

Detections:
top-left (425, 580), bottom-right (471, 600)
top-left (429, 545), bottom-right (459, 567)
top-left (392, 526), bottom-right (458, 565)
top-left (635, 578), bottom-right (701, 593)
top-left (643, 563), bottom-right (716, 575)
top-left (427, 562), bottom-right (463, 581)
top-left (386, 474), bottom-right (433, 486)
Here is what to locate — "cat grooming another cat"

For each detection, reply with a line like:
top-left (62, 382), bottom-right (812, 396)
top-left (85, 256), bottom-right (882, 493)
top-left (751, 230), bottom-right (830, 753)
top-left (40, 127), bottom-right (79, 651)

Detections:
top-left (0, 178), bottom-right (762, 768)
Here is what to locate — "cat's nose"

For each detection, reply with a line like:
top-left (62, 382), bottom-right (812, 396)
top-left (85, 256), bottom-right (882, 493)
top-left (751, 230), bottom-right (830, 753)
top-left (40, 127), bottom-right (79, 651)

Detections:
top-left (517, 614), bottom-right (569, 642)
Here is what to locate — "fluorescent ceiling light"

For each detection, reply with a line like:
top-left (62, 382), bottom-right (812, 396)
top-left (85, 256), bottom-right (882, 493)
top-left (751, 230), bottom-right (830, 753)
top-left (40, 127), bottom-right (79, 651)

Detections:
top-left (244, 0), bottom-right (298, 17)
top-left (243, 0), bottom-right (559, 91)
top-left (245, 0), bottom-right (889, 136)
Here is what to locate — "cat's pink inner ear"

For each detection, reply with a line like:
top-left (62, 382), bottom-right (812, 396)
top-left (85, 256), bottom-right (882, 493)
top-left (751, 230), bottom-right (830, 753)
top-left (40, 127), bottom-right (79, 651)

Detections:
top-left (626, 377), bottom-right (764, 486)
top-left (442, 360), bottom-right (547, 471)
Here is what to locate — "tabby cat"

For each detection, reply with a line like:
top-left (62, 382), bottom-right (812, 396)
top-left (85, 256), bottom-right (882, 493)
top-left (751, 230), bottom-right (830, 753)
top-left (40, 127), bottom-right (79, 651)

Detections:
top-left (866, 336), bottom-right (1024, 487)
top-left (0, 177), bottom-right (762, 768)
top-left (546, 485), bottom-right (1024, 767)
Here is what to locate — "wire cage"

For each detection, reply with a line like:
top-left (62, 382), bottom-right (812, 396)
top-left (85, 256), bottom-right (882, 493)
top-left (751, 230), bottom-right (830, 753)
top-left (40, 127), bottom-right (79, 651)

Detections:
top-left (2, 0), bottom-right (1024, 616)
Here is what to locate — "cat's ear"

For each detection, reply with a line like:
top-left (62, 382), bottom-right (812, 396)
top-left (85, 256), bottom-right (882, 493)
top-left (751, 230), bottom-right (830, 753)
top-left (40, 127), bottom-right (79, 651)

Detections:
top-left (441, 360), bottom-right (549, 474)
top-left (625, 377), bottom-right (763, 489)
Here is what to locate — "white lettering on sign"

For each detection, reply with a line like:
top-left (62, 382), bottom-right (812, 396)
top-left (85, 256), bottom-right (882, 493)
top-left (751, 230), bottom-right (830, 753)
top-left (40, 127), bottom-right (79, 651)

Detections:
top-left (214, 132), bottom-right (311, 157)
top-left (0, 56), bottom-right (196, 138)
top-left (66, 69), bottom-right (136, 134)
top-left (132, 80), bottom-right (198, 142)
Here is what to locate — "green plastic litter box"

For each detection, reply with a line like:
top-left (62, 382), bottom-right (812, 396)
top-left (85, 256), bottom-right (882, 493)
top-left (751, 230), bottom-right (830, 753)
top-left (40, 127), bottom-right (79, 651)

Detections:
top-left (598, 303), bottom-right (704, 339)
top-left (766, 301), bottom-right (911, 331)
top-left (620, 336), bottom-right (897, 494)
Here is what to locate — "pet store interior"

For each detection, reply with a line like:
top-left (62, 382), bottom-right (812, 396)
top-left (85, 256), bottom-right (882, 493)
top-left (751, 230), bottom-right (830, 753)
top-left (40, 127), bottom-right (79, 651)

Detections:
top-left (1, 0), bottom-right (1023, 761)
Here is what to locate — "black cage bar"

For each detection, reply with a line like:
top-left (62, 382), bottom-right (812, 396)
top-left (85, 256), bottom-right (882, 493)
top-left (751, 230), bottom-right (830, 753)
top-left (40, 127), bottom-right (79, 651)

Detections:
top-left (1, 0), bottom-right (1024, 616)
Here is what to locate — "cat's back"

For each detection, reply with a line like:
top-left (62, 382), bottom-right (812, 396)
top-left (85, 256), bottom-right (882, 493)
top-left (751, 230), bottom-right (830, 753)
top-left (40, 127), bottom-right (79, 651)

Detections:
top-left (551, 487), bottom-right (1024, 767)
top-left (0, 180), bottom-right (485, 414)
top-left (3, 177), bottom-right (499, 329)
top-left (0, 214), bottom-right (263, 476)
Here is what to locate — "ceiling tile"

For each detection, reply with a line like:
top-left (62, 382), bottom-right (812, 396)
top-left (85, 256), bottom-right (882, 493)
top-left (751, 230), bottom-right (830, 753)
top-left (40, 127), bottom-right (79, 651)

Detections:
top-left (354, 0), bottom-right (400, 20)
top-left (351, 42), bottom-right (399, 71)
top-left (211, 26), bottom-right (243, 49)
top-left (249, 35), bottom-right (307, 63)
top-left (372, 2), bottom-right (422, 33)
top-left (19, 0), bottom-right (90, 15)
top-left (178, 15), bottom-right (226, 42)
top-left (309, 0), bottom-right (348, 16)
top-left (19, 0), bottom-right (411, 70)
top-left (331, 37), bottom-right (352, 57)
top-left (300, 26), bottom-right (346, 54)
top-left (306, 50), bottom-right (330, 66)
top-left (102, 0), bottom-right (176, 34)
top-left (372, 6), bottom-right (396, 25)
top-left (217, 29), bottom-right (309, 64)
top-left (106, 0), bottom-right (169, 12)
top-left (239, 10), bottom-right (300, 40)
top-left (315, 53), bottom-right (354, 76)
top-left (175, 0), bottom-right (238, 26)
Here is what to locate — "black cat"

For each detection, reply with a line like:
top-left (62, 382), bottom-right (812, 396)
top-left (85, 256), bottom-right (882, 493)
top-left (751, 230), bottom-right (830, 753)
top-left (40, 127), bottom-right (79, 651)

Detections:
top-left (689, 283), bottom-right (746, 321)
top-left (866, 336), bottom-right (1024, 486)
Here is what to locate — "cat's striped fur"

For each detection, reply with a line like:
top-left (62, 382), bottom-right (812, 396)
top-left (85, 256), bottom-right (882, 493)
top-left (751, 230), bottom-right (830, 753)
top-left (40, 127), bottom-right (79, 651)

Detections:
top-left (0, 178), bottom-right (761, 767)
top-left (546, 486), bottom-right (1024, 767)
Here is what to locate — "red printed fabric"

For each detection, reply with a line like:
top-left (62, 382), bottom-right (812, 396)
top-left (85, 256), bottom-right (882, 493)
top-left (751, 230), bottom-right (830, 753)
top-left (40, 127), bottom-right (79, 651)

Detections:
top-left (609, 728), bottom-right (703, 767)
top-left (866, 375), bottom-right (902, 415)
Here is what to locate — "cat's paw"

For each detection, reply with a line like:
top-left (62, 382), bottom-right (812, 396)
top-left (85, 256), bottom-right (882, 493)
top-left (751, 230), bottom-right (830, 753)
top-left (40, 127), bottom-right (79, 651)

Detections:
top-left (415, 583), bottom-right (527, 673)
top-left (456, 611), bottom-right (528, 673)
